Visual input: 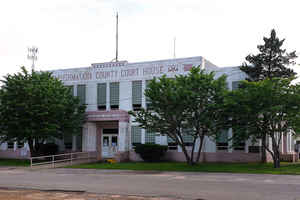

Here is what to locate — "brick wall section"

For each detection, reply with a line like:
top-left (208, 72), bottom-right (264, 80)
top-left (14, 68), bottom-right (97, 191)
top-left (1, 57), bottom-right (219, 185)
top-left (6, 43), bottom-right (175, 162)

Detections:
top-left (280, 153), bottom-right (299, 162)
top-left (129, 151), bottom-right (143, 162)
top-left (0, 149), bottom-right (30, 159)
top-left (129, 150), bottom-right (261, 163)
top-left (115, 151), bottom-right (130, 162)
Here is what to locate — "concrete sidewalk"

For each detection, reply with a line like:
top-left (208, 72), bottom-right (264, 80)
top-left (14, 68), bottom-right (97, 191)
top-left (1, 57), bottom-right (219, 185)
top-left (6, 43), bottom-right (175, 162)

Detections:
top-left (0, 168), bottom-right (300, 200)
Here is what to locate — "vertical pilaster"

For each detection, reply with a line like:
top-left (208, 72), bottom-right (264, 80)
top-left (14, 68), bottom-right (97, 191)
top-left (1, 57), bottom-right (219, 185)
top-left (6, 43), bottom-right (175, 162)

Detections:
top-left (142, 80), bottom-right (146, 108)
top-left (74, 85), bottom-right (77, 96)
top-left (106, 82), bottom-right (110, 110)
top-left (141, 129), bottom-right (145, 144)
top-left (96, 126), bottom-right (102, 160)
top-left (72, 135), bottom-right (77, 151)
top-left (245, 139), bottom-right (249, 153)
top-left (82, 122), bottom-right (97, 152)
top-left (118, 121), bottom-right (129, 152)
top-left (160, 135), bottom-right (168, 146)
top-left (204, 136), bottom-right (216, 152)
top-left (228, 128), bottom-right (233, 153)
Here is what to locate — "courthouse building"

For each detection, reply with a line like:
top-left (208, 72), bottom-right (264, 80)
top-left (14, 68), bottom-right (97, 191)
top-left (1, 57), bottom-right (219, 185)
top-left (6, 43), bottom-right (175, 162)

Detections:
top-left (0, 56), bottom-right (296, 162)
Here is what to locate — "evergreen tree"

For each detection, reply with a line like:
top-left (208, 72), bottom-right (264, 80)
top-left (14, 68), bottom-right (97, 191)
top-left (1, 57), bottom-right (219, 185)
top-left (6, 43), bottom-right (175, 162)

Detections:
top-left (239, 29), bottom-right (297, 163)
top-left (240, 29), bottom-right (297, 81)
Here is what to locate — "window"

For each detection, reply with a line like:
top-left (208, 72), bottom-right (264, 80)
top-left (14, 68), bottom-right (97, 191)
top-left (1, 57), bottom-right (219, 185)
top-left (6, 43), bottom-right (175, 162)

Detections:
top-left (232, 81), bottom-right (241, 91)
top-left (145, 129), bottom-right (155, 144)
top-left (131, 126), bottom-right (141, 146)
top-left (216, 129), bottom-right (228, 150)
top-left (110, 82), bottom-right (119, 109)
top-left (64, 135), bottom-right (73, 150)
top-left (182, 129), bottom-right (194, 146)
top-left (167, 136), bottom-right (178, 150)
top-left (248, 146), bottom-right (260, 153)
top-left (66, 85), bottom-right (74, 96)
top-left (145, 80), bottom-right (152, 109)
top-left (7, 142), bottom-right (14, 149)
top-left (17, 142), bottom-right (24, 149)
top-left (77, 85), bottom-right (86, 105)
top-left (132, 80), bottom-right (142, 110)
top-left (233, 140), bottom-right (245, 151)
top-left (97, 83), bottom-right (106, 110)
top-left (233, 134), bottom-right (245, 151)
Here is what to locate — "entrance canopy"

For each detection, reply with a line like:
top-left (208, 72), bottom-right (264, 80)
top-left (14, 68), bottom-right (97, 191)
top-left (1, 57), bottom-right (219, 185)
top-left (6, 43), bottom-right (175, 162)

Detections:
top-left (86, 110), bottom-right (129, 122)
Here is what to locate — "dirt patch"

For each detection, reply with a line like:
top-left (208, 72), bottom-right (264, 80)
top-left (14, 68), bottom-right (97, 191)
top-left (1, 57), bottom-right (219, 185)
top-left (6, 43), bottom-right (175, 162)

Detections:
top-left (0, 188), bottom-right (180, 200)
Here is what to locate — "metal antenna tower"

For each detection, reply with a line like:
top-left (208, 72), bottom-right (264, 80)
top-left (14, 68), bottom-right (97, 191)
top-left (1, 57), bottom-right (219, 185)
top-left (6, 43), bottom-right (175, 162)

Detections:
top-left (27, 46), bottom-right (38, 71)
top-left (115, 12), bottom-right (119, 62)
top-left (173, 37), bottom-right (176, 59)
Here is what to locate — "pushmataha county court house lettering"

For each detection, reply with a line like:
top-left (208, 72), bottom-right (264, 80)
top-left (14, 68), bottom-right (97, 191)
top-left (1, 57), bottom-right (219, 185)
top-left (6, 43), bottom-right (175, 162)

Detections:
top-left (0, 56), bottom-right (296, 162)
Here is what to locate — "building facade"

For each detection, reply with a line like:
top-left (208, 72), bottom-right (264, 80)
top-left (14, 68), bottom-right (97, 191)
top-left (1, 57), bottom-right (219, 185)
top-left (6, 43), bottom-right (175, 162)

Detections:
top-left (0, 56), bottom-right (296, 162)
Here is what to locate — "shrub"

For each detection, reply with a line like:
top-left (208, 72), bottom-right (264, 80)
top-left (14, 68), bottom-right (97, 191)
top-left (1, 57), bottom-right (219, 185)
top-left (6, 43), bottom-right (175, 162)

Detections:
top-left (37, 143), bottom-right (59, 156)
top-left (134, 144), bottom-right (168, 162)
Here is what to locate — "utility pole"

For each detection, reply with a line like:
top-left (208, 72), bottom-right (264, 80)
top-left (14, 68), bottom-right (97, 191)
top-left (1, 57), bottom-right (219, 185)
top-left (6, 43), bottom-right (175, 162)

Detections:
top-left (27, 46), bottom-right (38, 71)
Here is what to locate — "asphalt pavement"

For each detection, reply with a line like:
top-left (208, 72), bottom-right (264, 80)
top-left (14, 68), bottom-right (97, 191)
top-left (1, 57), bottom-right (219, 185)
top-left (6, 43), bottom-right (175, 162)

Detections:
top-left (0, 167), bottom-right (299, 200)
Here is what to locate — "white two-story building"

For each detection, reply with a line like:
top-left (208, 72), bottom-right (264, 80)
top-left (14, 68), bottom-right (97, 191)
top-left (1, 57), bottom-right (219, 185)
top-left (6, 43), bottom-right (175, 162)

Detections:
top-left (0, 56), bottom-right (296, 162)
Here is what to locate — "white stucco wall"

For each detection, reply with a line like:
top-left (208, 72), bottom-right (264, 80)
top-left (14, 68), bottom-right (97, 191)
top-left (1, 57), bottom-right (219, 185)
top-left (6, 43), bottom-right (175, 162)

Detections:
top-left (82, 122), bottom-right (97, 152)
top-left (51, 56), bottom-right (248, 154)
top-left (1, 56), bottom-right (270, 158)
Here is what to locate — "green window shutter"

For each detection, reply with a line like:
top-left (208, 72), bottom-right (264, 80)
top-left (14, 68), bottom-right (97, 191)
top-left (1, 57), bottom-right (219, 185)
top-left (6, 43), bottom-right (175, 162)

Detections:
top-left (182, 128), bottom-right (194, 143)
top-left (217, 129), bottom-right (228, 143)
top-left (131, 126), bottom-right (141, 145)
top-left (145, 80), bottom-right (152, 108)
top-left (97, 83), bottom-right (106, 106)
top-left (232, 81), bottom-right (241, 90)
top-left (67, 85), bottom-right (74, 96)
top-left (110, 82), bottom-right (119, 106)
top-left (182, 134), bottom-right (193, 143)
top-left (132, 80), bottom-right (142, 105)
top-left (145, 129), bottom-right (156, 144)
top-left (216, 129), bottom-right (228, 150)
top-left (77, 85), bottom-right (86, 105)
top-left (167, 136), bottom-right (175, 143)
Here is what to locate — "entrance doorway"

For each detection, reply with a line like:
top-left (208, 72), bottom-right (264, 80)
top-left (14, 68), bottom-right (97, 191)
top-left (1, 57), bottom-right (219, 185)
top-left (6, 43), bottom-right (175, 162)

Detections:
top-left (102, 129), bottom-right (118, 158)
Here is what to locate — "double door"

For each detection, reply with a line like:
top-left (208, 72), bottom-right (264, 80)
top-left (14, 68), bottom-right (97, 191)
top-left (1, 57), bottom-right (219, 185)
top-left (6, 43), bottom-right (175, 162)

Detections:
top-left (102, 134), bottom-right (118, 158)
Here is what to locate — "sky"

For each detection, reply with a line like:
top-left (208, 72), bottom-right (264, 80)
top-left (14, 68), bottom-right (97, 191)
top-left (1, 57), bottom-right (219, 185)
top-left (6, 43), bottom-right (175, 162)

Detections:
top-left (0, 0), bottom-right (300, 79)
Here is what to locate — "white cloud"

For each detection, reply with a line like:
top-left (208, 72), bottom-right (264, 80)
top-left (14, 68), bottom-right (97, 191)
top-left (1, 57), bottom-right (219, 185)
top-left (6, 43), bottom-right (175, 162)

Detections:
top-left (0, 0), bottom-right (299, 78)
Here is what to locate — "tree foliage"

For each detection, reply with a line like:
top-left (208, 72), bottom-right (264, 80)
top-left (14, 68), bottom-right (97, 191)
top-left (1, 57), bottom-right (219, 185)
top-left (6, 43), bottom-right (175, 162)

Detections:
top-left (0, 67), bottom-right (86, 156)
top-left (176, 68), bottom-right (228, 163)
top-left (226, 78), bottom-right (300, 168)
top-left (129, 67), bottom-right (228, 164)
top-left (239, 29), bottom-right (297, 163)
top-left (240, 29), bottom-right (297, 81)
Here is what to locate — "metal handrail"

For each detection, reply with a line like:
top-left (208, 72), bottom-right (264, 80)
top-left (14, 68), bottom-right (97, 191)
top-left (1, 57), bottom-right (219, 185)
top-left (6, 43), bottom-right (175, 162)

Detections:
top-left (30, 151), bottom-right (97, 168)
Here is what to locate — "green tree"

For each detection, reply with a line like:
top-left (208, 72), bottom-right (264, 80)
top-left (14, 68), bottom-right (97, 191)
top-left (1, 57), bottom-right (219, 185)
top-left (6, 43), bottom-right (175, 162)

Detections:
top-left (0, 67), bottom-right (86, 156)
top-left (176, 67), bottom-right (228, 163)
top-left (129, 67), bottom-right (228, 165)
top-left (239, 29), bottom-right (297, 162)
top-left (240, 29), bottom-right (297, 81)
top-left (226, 78), bottom-right (300, 168)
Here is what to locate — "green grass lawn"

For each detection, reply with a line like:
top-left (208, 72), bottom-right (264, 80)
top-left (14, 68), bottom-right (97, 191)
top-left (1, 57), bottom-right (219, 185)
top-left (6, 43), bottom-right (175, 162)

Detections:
top-left (0, 159), bottom-right (30, 167)
top-left (67, 162), bottom-right (300, 175)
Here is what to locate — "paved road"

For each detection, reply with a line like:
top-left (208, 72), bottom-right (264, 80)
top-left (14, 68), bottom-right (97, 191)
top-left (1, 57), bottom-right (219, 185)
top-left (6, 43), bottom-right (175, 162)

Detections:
top-left (0, 167), bottom-right (300, 200)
